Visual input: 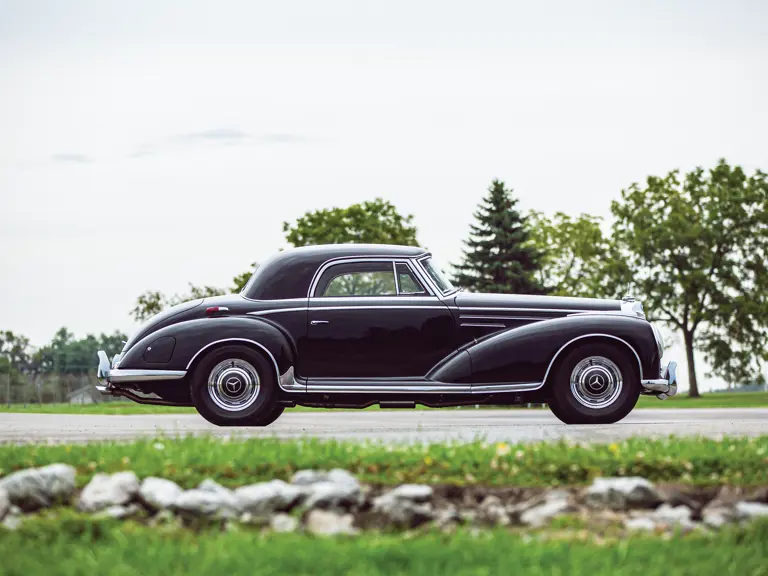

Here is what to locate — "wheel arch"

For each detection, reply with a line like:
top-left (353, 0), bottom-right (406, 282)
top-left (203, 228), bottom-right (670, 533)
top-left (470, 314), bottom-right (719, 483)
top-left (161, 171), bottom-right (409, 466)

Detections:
top-left (542, 333), bottom-right (644, 389)
top-left (185, 338), bottom-right (281, 385)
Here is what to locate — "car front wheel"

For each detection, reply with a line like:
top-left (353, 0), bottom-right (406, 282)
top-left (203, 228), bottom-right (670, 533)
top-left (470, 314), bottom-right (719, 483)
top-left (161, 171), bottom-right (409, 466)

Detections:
top-left (547, 342), bottom-right (640, 425)
top-left (190, 344), bottom-right (280, 427)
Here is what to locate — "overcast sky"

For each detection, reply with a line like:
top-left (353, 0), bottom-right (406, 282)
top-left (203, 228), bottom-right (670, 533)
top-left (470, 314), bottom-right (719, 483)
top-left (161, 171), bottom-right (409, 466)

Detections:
top-left (1, 0), bottom-right (766, 390)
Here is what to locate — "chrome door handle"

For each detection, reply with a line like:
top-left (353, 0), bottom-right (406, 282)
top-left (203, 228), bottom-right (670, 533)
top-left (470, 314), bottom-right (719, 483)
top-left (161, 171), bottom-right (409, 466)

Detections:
top-left (310, 320), bottom-right (329, 325)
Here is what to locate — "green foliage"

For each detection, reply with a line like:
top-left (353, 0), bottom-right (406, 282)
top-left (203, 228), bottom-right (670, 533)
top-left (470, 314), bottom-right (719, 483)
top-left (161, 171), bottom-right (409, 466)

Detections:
top-left (527, 211), bottom-right (611, 297)
top-left (607, 159), bottom-right (768, 395)
top-left (231, 262), bottom-right (259, 292)
top-left (130, 283), bottom-right (226, 323)
top-left (282, 197), bottom-right (419, 247)
top-left (1, 435), bottom-right (765, 488)
top-left (2, 515), bottom-right (767, 576)
top-left (452, 180), bottom-right (546, 294)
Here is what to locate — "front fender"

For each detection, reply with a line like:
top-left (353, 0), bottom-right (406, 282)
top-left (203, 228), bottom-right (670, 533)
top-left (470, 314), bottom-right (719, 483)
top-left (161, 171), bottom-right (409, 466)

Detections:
top-left (118, 316), bottom-right (296, 378)
top-left (433, 314), bottom-right (659, 385)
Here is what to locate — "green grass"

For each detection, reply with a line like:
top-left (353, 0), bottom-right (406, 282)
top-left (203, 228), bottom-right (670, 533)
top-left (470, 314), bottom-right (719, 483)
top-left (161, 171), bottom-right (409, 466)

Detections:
top-left (1, 435), bottom-right (766, 489)
top-left (2, 512), bottom-right (767, 576)
top-left (1, 391), bottom-right (766, 414)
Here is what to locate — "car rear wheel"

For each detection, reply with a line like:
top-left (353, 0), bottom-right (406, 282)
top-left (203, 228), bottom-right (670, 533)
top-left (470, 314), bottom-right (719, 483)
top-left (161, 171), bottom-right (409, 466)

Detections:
top-left (547, 342), bottom-right (640, 425)
top-left (190, 344), bottom-right (280, 426)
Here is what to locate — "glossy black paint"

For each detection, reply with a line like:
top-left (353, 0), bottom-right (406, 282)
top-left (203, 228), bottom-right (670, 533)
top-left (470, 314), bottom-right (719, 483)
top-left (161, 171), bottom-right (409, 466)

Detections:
top-left (111, 244), bottom-right (664, 408)
top-left (302, 297), bottom-right (455, 379)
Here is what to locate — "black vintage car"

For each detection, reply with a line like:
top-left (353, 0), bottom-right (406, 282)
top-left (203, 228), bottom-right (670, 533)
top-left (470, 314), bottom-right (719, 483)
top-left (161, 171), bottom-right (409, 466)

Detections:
top-left (96, 244), bottom-right (677, 426)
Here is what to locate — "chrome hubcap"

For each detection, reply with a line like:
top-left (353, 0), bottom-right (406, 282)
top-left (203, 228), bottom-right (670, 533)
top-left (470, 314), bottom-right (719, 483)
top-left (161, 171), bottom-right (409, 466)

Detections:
top-left (207, 359), bottom-right (260, 412)
top-left (570, 356), bottom-right (623, 409)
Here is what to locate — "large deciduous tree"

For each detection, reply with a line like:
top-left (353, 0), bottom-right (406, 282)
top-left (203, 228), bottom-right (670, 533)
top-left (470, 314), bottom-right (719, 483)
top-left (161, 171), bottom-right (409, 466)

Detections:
top-left (451, 180), bottom-right (546, 294)
top-left (282, 198), bottom-right (419, 247)
top-left (608, 159), bottom-right (768, 396)
top-left (527, 211), bottom-right (610, 297)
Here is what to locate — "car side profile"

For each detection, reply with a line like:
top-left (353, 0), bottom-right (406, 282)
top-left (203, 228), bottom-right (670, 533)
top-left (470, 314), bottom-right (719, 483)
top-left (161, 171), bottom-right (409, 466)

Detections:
top-left (96, 244), bottom-right (677, 426)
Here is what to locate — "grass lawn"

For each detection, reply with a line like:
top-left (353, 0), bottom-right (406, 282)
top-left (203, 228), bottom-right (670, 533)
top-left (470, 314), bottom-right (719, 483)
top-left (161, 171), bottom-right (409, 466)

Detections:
top-left (1, 435), bottom-right (766, 488)
top-left (1, 391), bottom-right (766, 414)
top-left (2, 513), bottom-right (766, 576)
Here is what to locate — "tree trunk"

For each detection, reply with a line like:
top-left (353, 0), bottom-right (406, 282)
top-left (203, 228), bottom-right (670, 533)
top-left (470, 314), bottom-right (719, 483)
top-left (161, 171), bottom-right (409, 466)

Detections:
top-left (683, 330), bottom-right (700, 398)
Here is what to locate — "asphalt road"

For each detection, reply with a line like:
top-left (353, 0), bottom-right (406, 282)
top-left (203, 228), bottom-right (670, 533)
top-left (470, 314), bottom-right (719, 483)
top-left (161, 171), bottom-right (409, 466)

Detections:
top-left (1, 408), bottom-right (766, 445)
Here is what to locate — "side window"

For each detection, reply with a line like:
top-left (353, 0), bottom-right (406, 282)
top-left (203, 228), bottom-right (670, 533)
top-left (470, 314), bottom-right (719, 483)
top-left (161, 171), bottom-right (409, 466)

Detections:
top-left (395, 263), bottom-right (426, 295)
top-left (316, 262), bottom-right (397, 297)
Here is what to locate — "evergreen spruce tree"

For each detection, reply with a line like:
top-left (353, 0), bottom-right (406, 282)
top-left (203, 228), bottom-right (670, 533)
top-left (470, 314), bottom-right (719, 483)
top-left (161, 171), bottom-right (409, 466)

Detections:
top-left (451, 179), bottom-right (547, 294)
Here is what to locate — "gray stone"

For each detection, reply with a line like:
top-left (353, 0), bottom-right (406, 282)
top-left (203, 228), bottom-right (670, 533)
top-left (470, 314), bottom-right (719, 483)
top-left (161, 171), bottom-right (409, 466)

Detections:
top-left (78, 471), bottom-right (140, 512)
top-left (371, 487), bottom-right (434, 528)
top-left (172, 488), bottom-right (240, 519)
top-left (235, 480), bottom-right (302, 516)
top-left (305, 509), bottom-right (358, 536)
top-left (198, 479), bottom-right (234, 497)
top-left (478, 495), bottom-right (511, 526)
top-left (291, 469), bottom-right (359, 488)
top-left (585, 477), bottom-right (663, 510)
top-left (0, 488), bottom-right (9, 521)
top-left (652, 504), bottom-right (693, 525)
top-left (702, 506), bottom-right (738, 529)
top-left (624, 517), bottom-right (658, 532)
top-left (8, 505), bottom-right (21, 516)
top-left (520, 494), bottom-right (575, 527)
top-left (270, 513), bottom-right (299, 533)
top-left (302, 481), bottom-right (361, 511)
top-left (0, 463), bottom-right (76, 511)
top-left (96, 504), bottom-right (141, 520)
top-left (2, 515), bottom-right (22, 531)
top-left (139, 477), bottom-right (183, 511)
top-left (434, 505), bottom-right (461, 529)
top-left (735, 501), bottom-right (768, 519)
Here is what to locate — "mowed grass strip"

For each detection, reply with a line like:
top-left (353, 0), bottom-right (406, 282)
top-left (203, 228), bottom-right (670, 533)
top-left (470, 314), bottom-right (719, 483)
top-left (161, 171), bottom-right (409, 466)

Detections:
top-left (2, 513), bottom-right (767, 576)
top-left (1, 435), bottom-right (766, 488)
top-left (1, 391), bottom-right (767, 414)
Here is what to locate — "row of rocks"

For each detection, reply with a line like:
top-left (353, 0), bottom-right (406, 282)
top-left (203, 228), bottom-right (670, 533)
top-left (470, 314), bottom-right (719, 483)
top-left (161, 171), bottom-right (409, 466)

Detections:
top-left (1, 464), bottom-right (767, 536)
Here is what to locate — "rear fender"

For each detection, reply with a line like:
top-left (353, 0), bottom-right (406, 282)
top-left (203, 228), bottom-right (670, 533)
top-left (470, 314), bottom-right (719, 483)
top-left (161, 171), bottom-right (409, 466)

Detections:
top-left (118, 317), bottom-right (295, 380)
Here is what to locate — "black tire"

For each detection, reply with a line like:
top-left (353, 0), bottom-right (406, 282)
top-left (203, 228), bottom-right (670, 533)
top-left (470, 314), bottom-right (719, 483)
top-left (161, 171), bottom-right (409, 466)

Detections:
top-left (547, 342), bottom-right (640, 425)
top-left (245, 404), bottom-right (285, 426)
top-left (190, 344), bottom-right (278, 426)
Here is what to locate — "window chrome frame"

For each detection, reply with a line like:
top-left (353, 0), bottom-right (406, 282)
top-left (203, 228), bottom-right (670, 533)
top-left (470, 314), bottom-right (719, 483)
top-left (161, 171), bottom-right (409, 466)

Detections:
top-left (414, 254), bottom-right (459, 298)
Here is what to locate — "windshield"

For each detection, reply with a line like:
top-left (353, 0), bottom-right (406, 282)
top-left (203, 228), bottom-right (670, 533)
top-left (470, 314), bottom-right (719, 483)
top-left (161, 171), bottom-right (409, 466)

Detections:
top-left (419, 256), bottom-right (456, 294)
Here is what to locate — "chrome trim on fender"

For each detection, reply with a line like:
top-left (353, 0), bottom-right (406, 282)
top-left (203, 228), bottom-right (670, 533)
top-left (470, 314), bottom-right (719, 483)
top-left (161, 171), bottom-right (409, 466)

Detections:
top-left (184, 338), bottom-right (281, 386)
top-left (248, 308), bottom-right (307, 316)
top-left (641, 361), bottom-right (678, 399)
top-left (541, 333), bottom-right (644, 384)
top-left (460, 323), bottom-right (507, 328)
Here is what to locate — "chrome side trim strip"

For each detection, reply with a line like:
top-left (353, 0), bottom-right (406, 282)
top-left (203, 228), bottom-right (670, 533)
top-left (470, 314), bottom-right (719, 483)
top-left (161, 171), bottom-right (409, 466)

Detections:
top-left (279, 365), bottom-right (305, 392)
top-left (108, 369), bottom-right (187, 383)
top-left (248, 308), bottom-right (307, 316)
top-left (300, 381), bottom-right (543, 394)
top-left (460, 323), bottom-right (507, 328)
top-left (460, 315), bottom-right (543, 321)
top-left (460, 307), bottom-right (596, 314)
top-left (185, 338), bottom-right (281, 385)
top-left (541, 333), bottom-right (644, 384)
top-left (307, 305), bottom-right (448, 312)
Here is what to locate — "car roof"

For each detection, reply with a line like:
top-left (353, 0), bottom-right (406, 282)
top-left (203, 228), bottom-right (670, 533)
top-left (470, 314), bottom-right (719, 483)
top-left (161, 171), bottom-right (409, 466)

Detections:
top-left (242, 243), bottom-right (429, 300)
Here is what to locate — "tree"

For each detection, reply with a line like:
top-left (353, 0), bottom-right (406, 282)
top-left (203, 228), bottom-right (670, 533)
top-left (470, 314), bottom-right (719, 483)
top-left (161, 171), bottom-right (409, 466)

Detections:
top-left (451, 180), bottom-right (546, 294)
top-left (527, 211), bottom-right (610, 297)
top-left (607, 159), bottom-right (768, 397)
top-left (282, 198), bottom-right (419, 247)
top-left (131, 283), bottom-right (226, 323)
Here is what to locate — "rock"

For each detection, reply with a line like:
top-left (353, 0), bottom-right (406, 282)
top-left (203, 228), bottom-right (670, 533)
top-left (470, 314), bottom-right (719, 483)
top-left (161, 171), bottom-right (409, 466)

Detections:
top-left (302, 481), bottom-right (361, 511)
top-left (478, 495), bottom-right (511, 526)
top-left (0, 488), bottom-right (9, 521)
top-left (434, 505), bottom-right (461, 529)
top-left (734, 501), bottom-right (768, 519)
top-left (624, 517), bottom-right (658, 532)
top-left (702, 506), bottom-right (738, 529)
top-left (96, 504), bottom-right (141, 520)
top-left (371, 486), bottom-right (434, 529)
top-left (139, 477), bottom-right (183, 511)
top-left (520, 493), bottom-right (575, 527)
top-left (585, 477), bottom-right (663, 510)
top-left (198, 479), bottom-right (234, 497)
top-left (0, 464), bottom-right (76, 511)
top-left (383, 484), bottom-right (433, 503)
top-left (8, 505), bottom-right (21, 516)
top-left (652, 504), bottom-right (693, 524)
top-left (235, 480), bottom-right (302, 516)
top-left (78, 471), bottom-right (140, 512)
top-left (172, 488), bottom-right (240, 519)
top-left (270, 513), bottom-right (299, 533)
top-left (2, 515), bottom-right (22, 531)
top-left (305, 509), bottom-right (358, 536)
top-left (291, 469), bottom-right (359, 488)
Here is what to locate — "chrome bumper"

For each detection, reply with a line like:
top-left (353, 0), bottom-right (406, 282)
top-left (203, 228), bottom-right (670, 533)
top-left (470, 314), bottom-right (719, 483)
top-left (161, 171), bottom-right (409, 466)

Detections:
top-left (640, 361), bottom-right (678, 399)
top-left (96, 350), bottom-right (186, 395)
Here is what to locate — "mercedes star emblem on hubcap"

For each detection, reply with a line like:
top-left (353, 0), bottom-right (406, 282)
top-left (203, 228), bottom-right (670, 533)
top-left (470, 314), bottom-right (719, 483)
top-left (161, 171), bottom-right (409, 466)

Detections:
top-left (588, 374), bottom-right (604, 390)
top-left (224, 377), bottom-right (241, 394)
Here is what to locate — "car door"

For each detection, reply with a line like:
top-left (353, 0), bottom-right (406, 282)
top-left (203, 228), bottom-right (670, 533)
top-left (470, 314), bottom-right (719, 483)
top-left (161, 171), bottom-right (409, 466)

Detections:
top-left (301, 259), bottom-right (456, 380)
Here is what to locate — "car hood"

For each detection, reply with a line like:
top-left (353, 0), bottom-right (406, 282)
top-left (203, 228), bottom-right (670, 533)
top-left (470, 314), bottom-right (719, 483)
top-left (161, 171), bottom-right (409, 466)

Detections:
top-left (453, 292), bottom-right (622, 313)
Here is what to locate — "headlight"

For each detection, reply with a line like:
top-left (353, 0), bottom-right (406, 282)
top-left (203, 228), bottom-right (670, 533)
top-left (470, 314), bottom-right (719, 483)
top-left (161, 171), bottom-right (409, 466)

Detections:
top-left (650, 323), bottom-right (664, 359)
